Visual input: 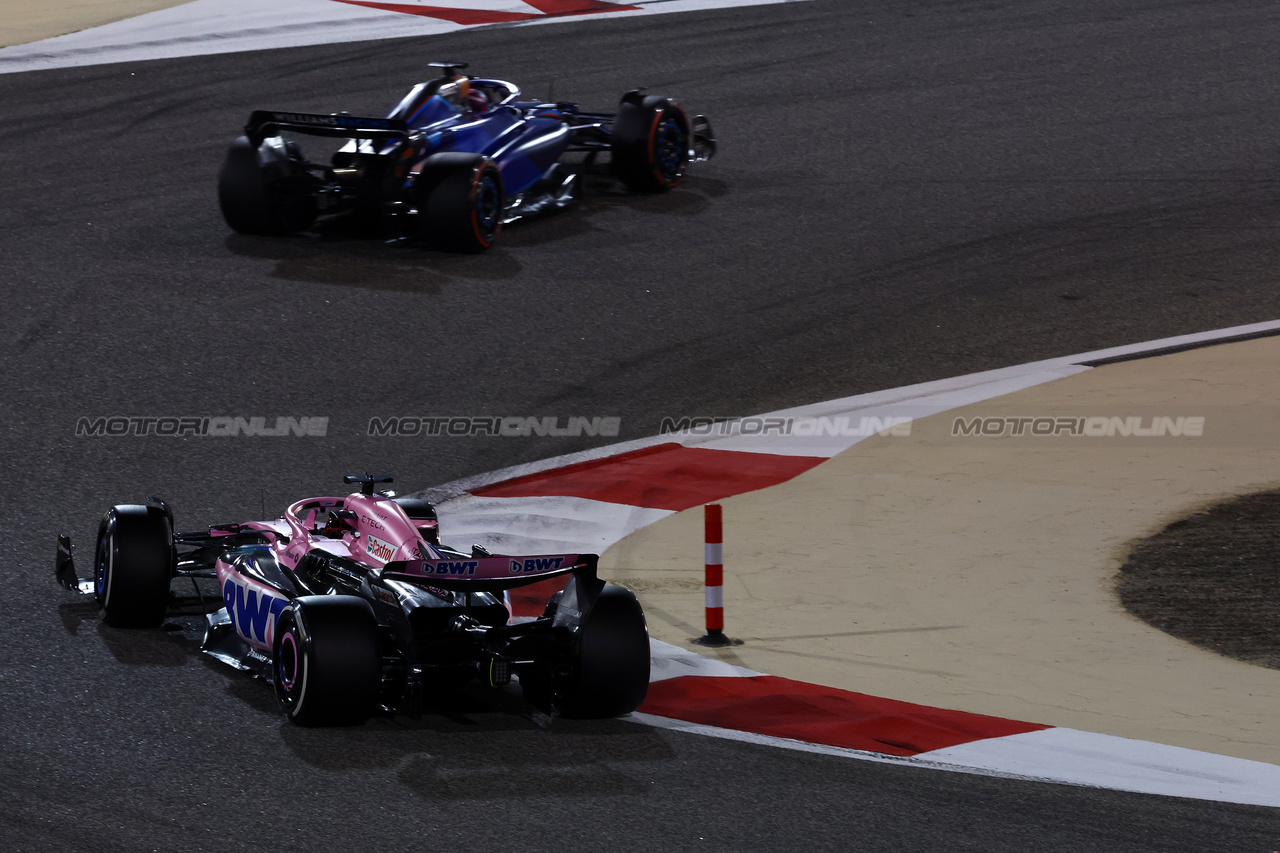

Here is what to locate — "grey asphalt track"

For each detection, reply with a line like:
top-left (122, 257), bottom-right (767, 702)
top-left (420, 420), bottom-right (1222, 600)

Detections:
top-left (4, 0), bottom-right (1280, 849)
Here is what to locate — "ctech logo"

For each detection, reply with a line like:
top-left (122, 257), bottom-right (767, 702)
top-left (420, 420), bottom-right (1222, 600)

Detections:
top-left (223, 578), bottom-right (289, 646)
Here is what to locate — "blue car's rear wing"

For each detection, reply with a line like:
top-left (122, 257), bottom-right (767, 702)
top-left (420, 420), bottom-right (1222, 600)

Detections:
top-left (245, 110), bottom-right (409, 145)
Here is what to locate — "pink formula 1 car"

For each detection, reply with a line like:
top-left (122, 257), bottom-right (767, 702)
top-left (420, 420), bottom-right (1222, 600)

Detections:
top-left (56, 475), bottom-right (649, 726)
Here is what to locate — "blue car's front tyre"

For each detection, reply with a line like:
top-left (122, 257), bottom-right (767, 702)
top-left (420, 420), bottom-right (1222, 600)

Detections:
top-left (611, 95), bottom-right (690, 192)
top-left (414, 153), bottom-right (503, 253)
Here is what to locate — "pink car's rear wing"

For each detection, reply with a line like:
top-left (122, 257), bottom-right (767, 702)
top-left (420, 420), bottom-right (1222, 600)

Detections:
top-left (381, 553), bottom-right (597, 593)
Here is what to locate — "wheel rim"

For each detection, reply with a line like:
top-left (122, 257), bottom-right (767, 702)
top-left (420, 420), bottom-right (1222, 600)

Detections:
top-left (276, 618), bottom-right (309, 718)
top-left (93, 527), bottom-right (108, 594)
top-left (653, 116), bottom-right (686, 183)
top-left (94, 519), bottom-right (112, 599)
top-left (473, 171), bottom-right (500, 242)
top-left (278, 631), bottom-right (300, 695)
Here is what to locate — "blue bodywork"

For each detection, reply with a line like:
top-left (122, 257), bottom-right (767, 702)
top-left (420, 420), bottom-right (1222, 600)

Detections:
top-left (390, 79), bottom-right (571, 196)
top-left (225, 68), bottom-right (715, 249)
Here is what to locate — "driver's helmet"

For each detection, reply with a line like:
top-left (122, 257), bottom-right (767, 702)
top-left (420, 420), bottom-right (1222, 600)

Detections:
top-left (463, 88), bottom-right (490, 114)
top-left (322, 511), bottom-right (349, 537)
top-left (437, 74), bottom-right (470, 108)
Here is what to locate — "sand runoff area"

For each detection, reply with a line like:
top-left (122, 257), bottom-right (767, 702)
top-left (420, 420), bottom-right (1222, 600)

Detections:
top-left (603, 336), bottom-right (1280, 765)
top-left (3, 1), bottom-right (194, 48)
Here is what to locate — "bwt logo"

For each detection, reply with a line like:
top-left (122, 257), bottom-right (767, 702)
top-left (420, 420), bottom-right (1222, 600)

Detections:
top-left (223, 579), bottom-right (288, 645)
top-left (509, 556), bottom-right (567, 574)
top-left (425, 560), bottom-right (478, 576)
top-left (365, 534), bottom-right (398, 564)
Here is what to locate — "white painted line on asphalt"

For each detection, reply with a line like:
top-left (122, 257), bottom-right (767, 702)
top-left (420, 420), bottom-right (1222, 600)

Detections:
top-left (926, 727), bottom-right (1280, 808)
top-left (0, 0), bottom-right (808, 73)
top-left (630, 711), bottom-right (1280, 806)
top-left (1043, 318), bottom-right (1280, 365)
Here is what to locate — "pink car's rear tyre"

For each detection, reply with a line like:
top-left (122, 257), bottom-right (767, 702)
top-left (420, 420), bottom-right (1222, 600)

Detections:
top-left (273, 596), bottom-right (381, 727)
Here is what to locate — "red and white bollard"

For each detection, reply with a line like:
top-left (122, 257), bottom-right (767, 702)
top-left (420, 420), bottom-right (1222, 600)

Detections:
top-left (695, 503), bottom-right (734, 647)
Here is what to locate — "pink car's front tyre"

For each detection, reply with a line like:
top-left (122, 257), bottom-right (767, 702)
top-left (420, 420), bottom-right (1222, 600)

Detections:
top-left (93, 505), bottom-right (174, 629)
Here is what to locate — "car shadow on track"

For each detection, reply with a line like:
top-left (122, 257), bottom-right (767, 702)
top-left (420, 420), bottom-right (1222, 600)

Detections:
top-left (58, 601), bottom-right (205, 668)
top-left (221, 174), bottom-right (727, 292)
top-left (59, 600), bottom-right (675, 789)
top-left (224, 230), bottom-right (520, 293)
top-left (278, 688), bottom-right (676, 798)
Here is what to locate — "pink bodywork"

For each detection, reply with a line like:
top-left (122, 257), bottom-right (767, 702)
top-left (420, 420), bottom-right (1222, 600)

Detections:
top-left (213, 492), bottom-right (442, 651)
top-left (213, 492), bottom-right (584, 652)
top-left (209, 492), bottom-right (440, 567)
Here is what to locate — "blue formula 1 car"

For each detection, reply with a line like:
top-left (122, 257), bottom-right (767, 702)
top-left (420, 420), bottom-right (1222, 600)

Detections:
top-left (218, 61), bottom-right (716, 252)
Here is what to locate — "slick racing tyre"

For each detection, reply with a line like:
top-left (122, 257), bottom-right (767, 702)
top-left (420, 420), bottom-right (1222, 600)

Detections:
top-left (611, 94), bottom-right (690, 192)
top-left (413, 153), bottom-right (503, 253)
top-left (94, 505), bottom-right (175, 628)
top-left (552, 585), bottom-right (650, 719)
top-left (218, 135), bottom-right (318, 236)
top-left (273, 596), bottom-right (381, 727)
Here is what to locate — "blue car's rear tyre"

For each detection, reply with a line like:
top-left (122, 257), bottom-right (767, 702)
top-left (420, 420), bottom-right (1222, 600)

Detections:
top-left (94, 505), bottom-right (174, 629)
top-left (414, 153), bottom-right (503, 253)
top-left (218, 135), bottom-right (317, 236)
top-left (553, 585), bottom-right (650, 718)
top-left (611, 95), bottom-right (690, 192)
top-left (273, 596), bottom-right (381, 727)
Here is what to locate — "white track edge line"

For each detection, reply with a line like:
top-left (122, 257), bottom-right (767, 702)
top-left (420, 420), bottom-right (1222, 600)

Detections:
top-left (626, 713), bottom-right (1280, 807)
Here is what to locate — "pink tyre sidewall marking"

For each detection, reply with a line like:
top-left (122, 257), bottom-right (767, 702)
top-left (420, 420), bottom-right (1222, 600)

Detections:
top-left (279, 631), bottom-right (300, 694)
